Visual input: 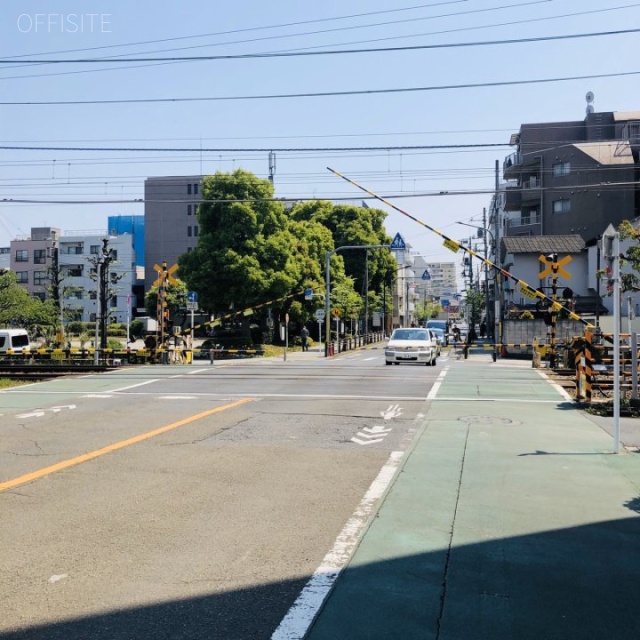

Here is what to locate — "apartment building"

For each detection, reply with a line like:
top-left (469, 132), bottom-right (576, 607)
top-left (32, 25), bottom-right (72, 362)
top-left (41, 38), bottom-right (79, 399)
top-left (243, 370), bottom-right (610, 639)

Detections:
top-left (144, 175), bottom-right (203, 292)
top-left (502, 110), bottom-right (640, 242)
top-left (10, 227), bottom-right (137, 325)
top-left (56, 232), bottom-right (136, 324)
top-left (10, 227), bottom-right (60, 300)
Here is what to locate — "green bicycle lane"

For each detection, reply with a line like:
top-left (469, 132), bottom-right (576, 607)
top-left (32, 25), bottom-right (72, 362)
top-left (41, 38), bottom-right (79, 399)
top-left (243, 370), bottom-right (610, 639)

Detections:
top-left (305, 359), bottom-right (640, 640)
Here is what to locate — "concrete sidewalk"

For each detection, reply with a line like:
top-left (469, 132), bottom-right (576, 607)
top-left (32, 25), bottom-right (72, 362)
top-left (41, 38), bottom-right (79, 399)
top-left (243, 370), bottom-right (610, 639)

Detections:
top-left (306, 353), bottom-right (640, 639)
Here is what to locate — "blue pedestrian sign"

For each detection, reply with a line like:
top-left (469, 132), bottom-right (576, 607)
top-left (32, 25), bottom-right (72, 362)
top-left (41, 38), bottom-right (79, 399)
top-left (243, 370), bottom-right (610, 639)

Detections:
top-left (441, 298), bottom-right (450, 308)
top-left (390, 233), bottom-right (406, 251)
top-left (187, 291), bottom-right (198, 303)
top-left (421, 270), bottom-right (431, 280)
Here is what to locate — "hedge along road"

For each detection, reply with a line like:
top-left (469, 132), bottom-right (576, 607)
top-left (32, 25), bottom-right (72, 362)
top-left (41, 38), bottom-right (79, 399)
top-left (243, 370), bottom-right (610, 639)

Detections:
top-left (0, 349), bottom-right (443, 639)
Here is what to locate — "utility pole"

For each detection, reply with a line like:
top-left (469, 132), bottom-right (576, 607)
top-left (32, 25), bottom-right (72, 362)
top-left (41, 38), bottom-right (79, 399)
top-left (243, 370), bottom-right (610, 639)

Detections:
top-left (99, 238), bottom-right (115, 351)
top-left (482, 207), bottom-right (490, 331)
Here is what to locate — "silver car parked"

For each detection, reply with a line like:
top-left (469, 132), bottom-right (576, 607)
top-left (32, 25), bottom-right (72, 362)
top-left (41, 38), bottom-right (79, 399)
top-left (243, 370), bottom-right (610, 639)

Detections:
top-left (384, 328), bottom-right (438, 366)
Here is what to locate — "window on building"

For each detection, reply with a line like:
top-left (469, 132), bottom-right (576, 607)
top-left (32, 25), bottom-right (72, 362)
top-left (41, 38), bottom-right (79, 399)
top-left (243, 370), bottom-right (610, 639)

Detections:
top-left (16, 271), bottom-right (28, 283)
top-left (187, 183), bottom-right (192, 195)
top-left (65, 266), bottom-right (83, 277)
top-left (90, 245), bottom-right (100, 255)
top-left (63, 243), bottom-right (83, 255)
top-left (194, 225), bottom-right (199, 236)
top-left (33, 292), bottom-right (46, 301)
top-left (111, 249), bottom-right (118, 260)
top-left (187, 226), bottom-right (192, 237)
top-left (552, 161), bottom-right (570, 177)
top-left (89, 291), bottom-right (97, 300)
top-left (193, 182), bottom-right (199, 195)
top-left (33, 249), bottom-right (46, 264)
top-left (552, 199), bottom-right (571, 214)
top-left (187, 204), bottom-right (192, 216)
top-left (15, 250), bottom-right (28, 262)
top-left (89, 313), bottom-right (96, 322)
top-left (33, 271), bottom-right (48, 286)
top-left (110, 296), bottom-right (118, 307)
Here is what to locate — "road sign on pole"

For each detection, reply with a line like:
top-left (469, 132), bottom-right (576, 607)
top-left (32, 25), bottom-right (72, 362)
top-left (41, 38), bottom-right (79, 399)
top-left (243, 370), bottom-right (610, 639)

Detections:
top-left (390, 233), bottom-right (406, 250)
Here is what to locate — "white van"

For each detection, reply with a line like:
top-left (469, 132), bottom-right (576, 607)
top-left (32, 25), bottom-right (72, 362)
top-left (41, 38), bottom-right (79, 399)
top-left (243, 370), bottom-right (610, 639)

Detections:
top-left (0, 329), bottom-right (31, 354)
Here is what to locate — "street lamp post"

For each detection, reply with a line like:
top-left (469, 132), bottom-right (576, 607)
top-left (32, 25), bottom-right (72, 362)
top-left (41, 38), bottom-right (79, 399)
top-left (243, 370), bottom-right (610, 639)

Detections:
top-left (457, 220), bottom-right (498, 360)
top-left (325, 244), bottom-right (389, 356)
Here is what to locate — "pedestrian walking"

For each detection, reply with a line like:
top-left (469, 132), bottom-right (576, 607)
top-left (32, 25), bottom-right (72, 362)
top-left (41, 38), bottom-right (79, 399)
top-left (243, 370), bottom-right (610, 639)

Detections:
top-left (480, 321), bottom-right (486, 338)
top-left (300, 326), bottom-right (310, 352)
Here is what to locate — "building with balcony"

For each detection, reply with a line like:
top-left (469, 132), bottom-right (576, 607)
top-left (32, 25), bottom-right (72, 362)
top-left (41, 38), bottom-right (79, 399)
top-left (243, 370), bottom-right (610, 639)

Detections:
top-left (10, 227), bottom-right (138, 325)
top-left (57, 232), bottom-right (136, 325)
top-left (503, 111), bottom-right (640, 242)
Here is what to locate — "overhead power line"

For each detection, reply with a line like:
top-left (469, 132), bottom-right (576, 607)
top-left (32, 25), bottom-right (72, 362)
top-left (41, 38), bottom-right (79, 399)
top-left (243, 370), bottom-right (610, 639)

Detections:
top-left (0, 143), bottom-right (507, 152)
top-left (2, 28), bottom-right (637, 63)
top-left (3, 180), bottom-right (640, 206)
top-left (2, 70), bottom-right (638, 106)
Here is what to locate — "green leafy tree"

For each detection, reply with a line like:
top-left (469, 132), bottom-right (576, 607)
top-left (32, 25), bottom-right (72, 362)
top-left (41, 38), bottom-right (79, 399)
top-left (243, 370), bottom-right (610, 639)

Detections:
top-left (178, 170), bottom-right (304, 315)
top-left (618, 220), bottom-right (640, 292)
top-left (144, 280), bottom-right (189, 319)
top-left (414, 300), bottom-right (444, 323)
top-left (464, 288), bottom-right (486, 328)
top-left (0, 271), bottom-right (58, 335)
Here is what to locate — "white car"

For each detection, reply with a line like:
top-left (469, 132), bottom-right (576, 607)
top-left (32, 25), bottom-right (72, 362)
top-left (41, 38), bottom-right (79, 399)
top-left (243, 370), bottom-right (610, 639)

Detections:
top-left (384, 328), bottom-right (438, 366)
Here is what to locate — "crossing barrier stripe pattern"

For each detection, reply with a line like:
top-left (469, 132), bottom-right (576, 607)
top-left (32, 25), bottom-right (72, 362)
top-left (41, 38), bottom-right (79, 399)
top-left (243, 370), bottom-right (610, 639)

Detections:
top-left (327, 168), bottom-right (592, 329)
top-left (179, 287), bottom-right (320, 338)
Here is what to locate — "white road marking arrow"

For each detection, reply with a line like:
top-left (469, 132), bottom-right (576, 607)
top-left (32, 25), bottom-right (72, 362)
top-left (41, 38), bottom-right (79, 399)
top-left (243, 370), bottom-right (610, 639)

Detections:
top-left (351, 437), bottom-right (384, 445)
top-left (380, 404), bottom-right (403, 420)
top-left (363, 426), bottom-right (392, 434)
top-left (16, 411), bottom-right (45, 419)
top-left (354, 431), bottom-right (387, 440)
top-left (50, 405), bottom-right (76, 413)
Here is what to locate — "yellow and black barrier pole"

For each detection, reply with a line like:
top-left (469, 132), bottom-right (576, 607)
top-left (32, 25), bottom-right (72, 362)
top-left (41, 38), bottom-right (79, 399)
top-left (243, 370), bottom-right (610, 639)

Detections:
top-left (327, 168), bottom-right (596, 340)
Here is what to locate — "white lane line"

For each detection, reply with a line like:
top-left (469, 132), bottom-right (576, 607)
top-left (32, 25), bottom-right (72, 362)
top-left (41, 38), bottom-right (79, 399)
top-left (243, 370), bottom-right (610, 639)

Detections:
top-left (271, 450), bottom-right (404, 640)
top-left (535, 369), bottom-right (573, 401)
top-left (362, 356), bottom-right (378, 361)
top-left (431, 397), bottom-right (567, 403)
top-left (109, 379), bottom-right (160, 393)
top-left (2, 390), bottom-right (430, 401)
top-left (427, 366), bottom-right (449, 400)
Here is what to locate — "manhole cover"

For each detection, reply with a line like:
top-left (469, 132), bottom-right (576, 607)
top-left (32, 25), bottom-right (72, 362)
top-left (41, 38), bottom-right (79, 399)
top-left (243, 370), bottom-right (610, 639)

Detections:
top-left (458, 416), bottom-right (520, 426)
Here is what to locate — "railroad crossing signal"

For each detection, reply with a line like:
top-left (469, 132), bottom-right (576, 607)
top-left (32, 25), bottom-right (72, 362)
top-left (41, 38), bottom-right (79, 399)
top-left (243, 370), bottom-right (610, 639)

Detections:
top-left (538, 254), bottom-right (572, 280)
top-left (153, 262), bottom-right (179, 288)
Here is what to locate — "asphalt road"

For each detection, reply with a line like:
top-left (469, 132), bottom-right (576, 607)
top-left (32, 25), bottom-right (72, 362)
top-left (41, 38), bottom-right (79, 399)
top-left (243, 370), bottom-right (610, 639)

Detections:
top-left (0, 348), bottom-right (449, 639)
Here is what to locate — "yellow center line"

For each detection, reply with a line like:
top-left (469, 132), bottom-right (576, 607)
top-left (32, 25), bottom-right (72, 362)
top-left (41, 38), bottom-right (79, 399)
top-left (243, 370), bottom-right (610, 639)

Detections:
top-left (0, 397), bottom-right (255, 493)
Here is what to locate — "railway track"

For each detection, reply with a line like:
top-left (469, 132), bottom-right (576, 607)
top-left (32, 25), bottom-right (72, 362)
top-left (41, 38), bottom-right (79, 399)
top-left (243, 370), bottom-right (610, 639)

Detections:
top-left (0, 364), bottom-right (115, 380)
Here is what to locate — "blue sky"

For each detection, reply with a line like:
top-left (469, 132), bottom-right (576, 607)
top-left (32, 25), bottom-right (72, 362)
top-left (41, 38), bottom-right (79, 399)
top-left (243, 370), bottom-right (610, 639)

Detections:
top-left (1, 0), bottom-right (639, 277)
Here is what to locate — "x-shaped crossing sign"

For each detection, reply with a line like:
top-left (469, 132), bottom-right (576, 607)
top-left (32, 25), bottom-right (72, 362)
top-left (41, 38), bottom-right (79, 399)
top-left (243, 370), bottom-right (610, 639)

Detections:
top-left (538, 254), bottom-right (572, 280)
top-left (153, 262), bottom-right (179, 288)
